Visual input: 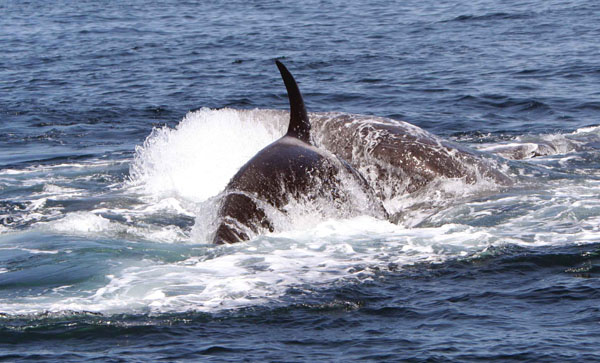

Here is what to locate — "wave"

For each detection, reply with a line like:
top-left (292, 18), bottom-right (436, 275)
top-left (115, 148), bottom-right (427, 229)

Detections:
top-left (3, 195), bottom-right (600, 317)
top-left (475, 125), bottom-right (600, 160)
top-left (1, 214), bottom-right (588, 316)
top-left (444, 11), bottom-right (533, 23)
top-left (2, 108), bottom-right (600, 316)
top-left (128, 108), bottom-right (288, 203)
top-left (128, 108), bottom-right (510, 233)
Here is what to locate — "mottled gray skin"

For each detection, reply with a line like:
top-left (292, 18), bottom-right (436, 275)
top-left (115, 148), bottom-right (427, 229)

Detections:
top-left (212, 62), bottom-right (386, 244)
top-left (311, 112), bottom-right (513, 196)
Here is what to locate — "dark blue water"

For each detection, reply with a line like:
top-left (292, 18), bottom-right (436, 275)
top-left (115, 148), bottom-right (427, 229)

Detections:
top-left (2, 0), bottom-right (600, 361)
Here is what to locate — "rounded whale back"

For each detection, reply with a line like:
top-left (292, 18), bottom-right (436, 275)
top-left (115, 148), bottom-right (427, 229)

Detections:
top-left (212, 62), bottom-right (386, 244)
top-left (309, 112), bottom-right (513, 223)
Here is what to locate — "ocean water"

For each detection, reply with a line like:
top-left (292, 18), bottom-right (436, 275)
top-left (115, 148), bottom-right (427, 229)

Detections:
top-left (1, 0), bottom-right (600, 361)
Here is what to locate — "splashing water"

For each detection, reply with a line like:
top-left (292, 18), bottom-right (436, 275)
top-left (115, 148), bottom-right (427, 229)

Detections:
top-left (2, 109), bottom-right (600, 317)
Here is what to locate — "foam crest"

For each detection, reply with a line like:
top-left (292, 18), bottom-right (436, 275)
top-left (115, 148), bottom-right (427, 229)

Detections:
top-left (0, 217), bottom-right (506, 315)
top-left (387, 175), bottom-right (502, 227)
top-left (476, 124), bottom-right (600, 160)
top-left (126, 109), bottom-right (510, 240)
top-left (190, 166), bottom-right (387, 243)
top-left (422, 178), bottom-right (600, 247)
top-left (129, 108), bottom-right (288, 202)
top-left (45, 212), bottom-right (116, 234)
top-left (35, 210), bottom-right (191, 243)
top-left (4, 174), bottom-right (600, 316)
top-left (4, 109), bottom-right (600, 317)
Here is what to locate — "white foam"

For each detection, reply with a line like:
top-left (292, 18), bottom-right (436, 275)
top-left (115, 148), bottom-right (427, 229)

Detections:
top-left (42, 184), bottom-right (84, 196)
top-left (0, 160), bottom-right (126, 178)
top-left (125, 225), bottom-right (189, 244)
top-left (0, 217), bottom-right (503, 315)
top-left (128, 108), bottom-right (287, 202)
top-left (0, 246), bottom-right (59, 255)
top-left (385, 175), bottom-right (501, 227)
top-left (5, 110), bottom-right (600, 316)
top-left (574, 125), bottom-right (600, 134)
top-left (33, 210), bottom-right (191, 243)
top-left (18, 210), bottom-right (591, 317)
top-left (21, 248), bottom-right (59, 254)
top-left (475, 125), bottom-right (600, 160)
top-left (4, 175), bottom-right (600, 316)
top-left (44, 212), bottom-right (116, 234)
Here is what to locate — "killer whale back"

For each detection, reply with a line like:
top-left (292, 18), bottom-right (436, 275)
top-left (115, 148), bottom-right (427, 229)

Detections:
top-left (212, 61), bottom-right (388, 244)
top-left (276, 60), bottom-right (311, 143)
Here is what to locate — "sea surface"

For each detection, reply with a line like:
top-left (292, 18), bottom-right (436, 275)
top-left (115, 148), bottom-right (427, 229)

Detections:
top-left (2, 0), bottom-right (600, 361)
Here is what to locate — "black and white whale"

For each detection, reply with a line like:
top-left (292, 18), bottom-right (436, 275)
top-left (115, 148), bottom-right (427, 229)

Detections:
top-left (212, 61), bottom-right (387, 244)
top-left (210, 61), bottom-right (514, 243)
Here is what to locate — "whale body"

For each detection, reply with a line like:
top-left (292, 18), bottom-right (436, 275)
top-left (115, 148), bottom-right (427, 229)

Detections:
top-left (212, 62), bottom-right (386, 244)
top-left (310, 113), bottom-right (512, 193)
top-left (210, 61), bottom-right (514, 243)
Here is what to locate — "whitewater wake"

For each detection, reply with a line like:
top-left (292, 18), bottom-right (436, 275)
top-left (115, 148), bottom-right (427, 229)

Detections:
top-left (1, 108), bottom-right (600, 315)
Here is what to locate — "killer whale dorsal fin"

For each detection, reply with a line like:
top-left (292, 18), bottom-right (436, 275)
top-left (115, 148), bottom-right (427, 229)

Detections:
top-left (275, 60), bottom-right (311, 143)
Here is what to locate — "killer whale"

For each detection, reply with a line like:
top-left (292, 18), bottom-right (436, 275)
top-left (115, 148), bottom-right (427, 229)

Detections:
top-left (212, 61), bottom-right (387, 244)
top-left (211, 61), bottom-right (514, 243)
